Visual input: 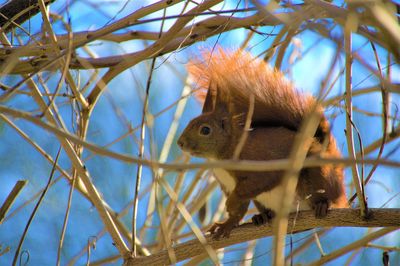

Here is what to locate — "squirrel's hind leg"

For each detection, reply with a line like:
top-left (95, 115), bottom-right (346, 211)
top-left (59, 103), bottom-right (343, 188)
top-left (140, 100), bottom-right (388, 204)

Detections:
top-left (313, 199), bottom-right (329, 218)
top-left (298, 167), bottom-right (333, 218)
top-left (252, 200), bottom-right (275, 226)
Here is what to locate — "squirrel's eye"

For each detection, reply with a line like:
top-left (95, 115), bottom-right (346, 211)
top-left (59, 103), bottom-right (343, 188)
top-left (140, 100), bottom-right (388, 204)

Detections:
top-left (199, 125), bottom-right (211, 136)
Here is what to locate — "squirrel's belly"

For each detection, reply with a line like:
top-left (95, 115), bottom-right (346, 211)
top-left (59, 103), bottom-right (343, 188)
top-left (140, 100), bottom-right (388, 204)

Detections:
top-left (212, 168), bottom-right (312, 212)
top-left (213, 168), bottom-right (236, 194)
top-left (255, 185), bottom-right (311, 213)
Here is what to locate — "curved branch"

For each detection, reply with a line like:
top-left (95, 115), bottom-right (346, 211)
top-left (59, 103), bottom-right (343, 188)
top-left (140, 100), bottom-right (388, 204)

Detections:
top-left (124, 208), bottom-right (400, 265)
top-left (2, 0), bottom-right (397, 74)
top-left (2, 100), bottom-right (400, 172)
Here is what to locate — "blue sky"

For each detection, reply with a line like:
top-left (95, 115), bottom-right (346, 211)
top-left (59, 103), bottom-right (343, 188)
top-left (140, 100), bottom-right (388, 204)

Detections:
top-left (0, 1), bottom-right (399, 265)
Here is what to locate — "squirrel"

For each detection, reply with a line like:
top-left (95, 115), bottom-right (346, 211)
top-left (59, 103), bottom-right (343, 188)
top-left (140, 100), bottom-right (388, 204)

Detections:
top-left (177, 49), bottom-right (348, 239)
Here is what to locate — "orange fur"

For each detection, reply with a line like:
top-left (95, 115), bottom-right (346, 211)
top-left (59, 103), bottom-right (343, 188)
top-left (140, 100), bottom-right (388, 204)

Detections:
top-left (178, 48), bottom-right (348, 238)
top-left (188, 48), bottom-right (319, 130)
top-left (185, 48), bottom-right (348, 209)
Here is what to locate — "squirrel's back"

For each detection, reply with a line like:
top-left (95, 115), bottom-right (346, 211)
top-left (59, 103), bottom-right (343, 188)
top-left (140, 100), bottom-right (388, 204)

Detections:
top-left (188, 48), bottom-right (323, 133)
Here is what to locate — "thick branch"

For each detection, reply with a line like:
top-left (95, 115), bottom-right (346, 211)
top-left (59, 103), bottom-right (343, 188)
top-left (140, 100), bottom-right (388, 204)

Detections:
top-left (0, 0), bottom-right (55, 33)
top-left (124, 208), bottom-right (400, 265)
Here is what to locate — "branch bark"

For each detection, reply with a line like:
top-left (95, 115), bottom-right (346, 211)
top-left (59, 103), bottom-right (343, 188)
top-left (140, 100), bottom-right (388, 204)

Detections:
top-left (0, 0), bottom-right (55, 33)
top-left (124, 208), bottom-right (400, 265)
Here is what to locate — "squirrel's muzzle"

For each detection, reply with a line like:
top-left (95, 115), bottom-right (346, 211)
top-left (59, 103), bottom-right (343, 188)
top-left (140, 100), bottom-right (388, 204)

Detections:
top-left (177, 134), bottom-right (198, 155)
top-left (177, 135), bottom-right (187, 150)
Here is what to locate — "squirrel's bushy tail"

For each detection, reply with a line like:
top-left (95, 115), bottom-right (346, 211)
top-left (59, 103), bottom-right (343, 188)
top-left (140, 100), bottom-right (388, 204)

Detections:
top-left (188, 48), bottom-right (330, 144)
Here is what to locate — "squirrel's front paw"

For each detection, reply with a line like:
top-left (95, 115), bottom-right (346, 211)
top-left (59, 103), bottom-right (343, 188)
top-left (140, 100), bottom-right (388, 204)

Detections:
top-left (208, 220), bottom-right (237, 239)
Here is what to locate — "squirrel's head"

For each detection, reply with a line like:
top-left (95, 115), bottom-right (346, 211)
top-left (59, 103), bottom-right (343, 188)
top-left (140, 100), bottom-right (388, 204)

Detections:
top-left (177, 111), bottom-right (234, 159)
top-left (177, 81), bottom-right (245, 159)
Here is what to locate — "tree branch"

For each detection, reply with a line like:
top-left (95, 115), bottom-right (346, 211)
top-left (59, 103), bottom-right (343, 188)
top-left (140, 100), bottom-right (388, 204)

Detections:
top-left (124, 208), bottom-right (400, 265)
top-left (1, 0), bottom-right (397, 74)
top-left (0, 180), bottom-right (27, 224)
top-left (0, 0), bottom-right (55, 33)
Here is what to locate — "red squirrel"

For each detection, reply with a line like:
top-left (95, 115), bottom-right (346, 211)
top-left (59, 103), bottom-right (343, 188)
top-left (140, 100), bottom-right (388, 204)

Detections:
top-left (177, 49), bottom-right (348, 239)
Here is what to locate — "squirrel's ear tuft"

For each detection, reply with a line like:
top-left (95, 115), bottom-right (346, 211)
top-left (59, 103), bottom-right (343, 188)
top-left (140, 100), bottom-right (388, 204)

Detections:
top-left (202, 82), bottom-right (217, 113)
top-left (187, 55), bottom-right (209, 106)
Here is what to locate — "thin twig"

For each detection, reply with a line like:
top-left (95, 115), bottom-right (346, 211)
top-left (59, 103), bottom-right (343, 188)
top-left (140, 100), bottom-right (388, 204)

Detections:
top-left (12, 147), bottom-right (61, 266)
top-left (57, 171), bottom-right (77, 266)
top-left (272, 107), bottom-right (322, 266)
top-left (0, 180), bottom-right (27, 224)
top-left (24, 75), bottom-right (129, 256)
top-left (308, 227), bottom-right (398, 266)
top-left (132, 3), bottom-right (169, 256)
top-left (1, 105), bottom-right (400, 170)
top-left (362, 41), bottom-right (389, 188)
top-left (344, 19), bottom-right (367, 217)
top-left (38, 0), bottom-right (88, 109)
top-left (233, 94), bottom-right (255, 159)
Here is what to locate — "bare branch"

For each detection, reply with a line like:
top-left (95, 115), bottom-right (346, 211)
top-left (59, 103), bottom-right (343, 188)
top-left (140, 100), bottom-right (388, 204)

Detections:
top-left (0, 180), bottom-right (27, 224)
top-left (125, 208), bottom-right (400, 265)
top-left (1, 0), bottom-right (398, 74)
